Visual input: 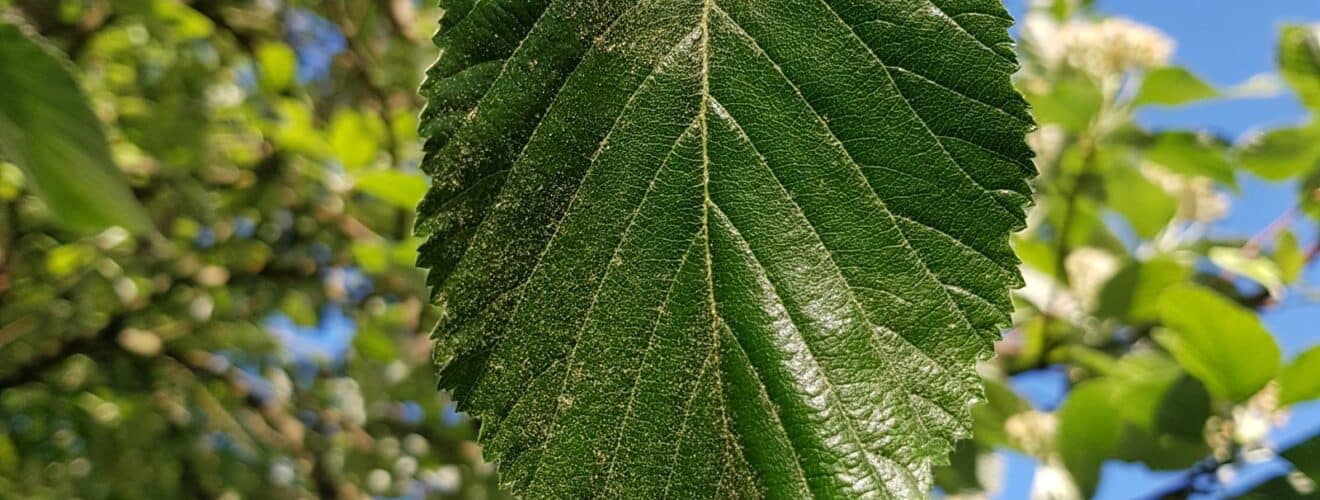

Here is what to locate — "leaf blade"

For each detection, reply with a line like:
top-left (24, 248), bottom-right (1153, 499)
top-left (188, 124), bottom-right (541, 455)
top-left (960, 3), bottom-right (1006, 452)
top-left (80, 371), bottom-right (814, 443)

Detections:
top-left (417, 1), bottom-right (1034, 496)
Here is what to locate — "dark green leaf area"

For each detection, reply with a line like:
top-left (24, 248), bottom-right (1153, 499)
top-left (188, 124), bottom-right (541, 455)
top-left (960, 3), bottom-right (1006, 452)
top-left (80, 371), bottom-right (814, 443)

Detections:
top-left (417, 1), bottom-right (1034, 497)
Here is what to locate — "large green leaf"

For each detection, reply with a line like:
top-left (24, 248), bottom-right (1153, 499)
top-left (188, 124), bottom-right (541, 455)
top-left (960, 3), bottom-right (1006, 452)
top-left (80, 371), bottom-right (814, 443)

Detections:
top-left (1155, 285), bottom-right (1281, 402)
top-left (0, 23), bottom-right (152, 235)
top-left (416, 0), bottom-right (1034, 496)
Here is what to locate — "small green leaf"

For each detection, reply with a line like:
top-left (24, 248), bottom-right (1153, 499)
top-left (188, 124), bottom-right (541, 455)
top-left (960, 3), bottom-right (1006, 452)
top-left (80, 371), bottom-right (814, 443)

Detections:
top-left (1056, 380), bottom-right (1121, 497)
top-left (330, 110), bottom-right (385, 169)
top-left (1278, 345), bottom-right (1320, 406)
top-left (1279, 24), bottom-right (1320, 112)
top-left (1155, 285), bottom-right (1281, 402)
top-left (417, 1), bottom-right (1034, 496)
top-left (1237, 126), bottom-right (1320, 181)
top-left (355, 170), bottom-right (428, 209)
top-left (0, 23), bottom-right (153, 235)
top-left (1134, 66), bottom-right (1219, 107)
top-left (1209, 246), bottom-right (1286, 299)
top-left (1276, 230), bottom-right (1306, 284)
top-left (257, 42), bottom-right (298, 92)
top-left (1144, 131), bottom-right (1238, 189)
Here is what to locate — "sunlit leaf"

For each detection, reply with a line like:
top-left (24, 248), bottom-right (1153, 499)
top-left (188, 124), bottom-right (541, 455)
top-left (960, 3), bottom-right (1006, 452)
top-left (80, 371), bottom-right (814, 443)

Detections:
top-left (1278, 345), bottom-right (1320, 406)
top-left (355, 170), bottom-right (428, 209)
top-left (1134, 66), bottom-right (1218, 107)
top-left (1209, 246), bottom-right (1286, 299)
top-left (1155, 285), bottom-right (1281, 402)
top-left (1237, 126), bottom-right (1320, 181)
top-left (0, 23), bottom-right (153, 235)
top-left (1143, 131), bottom-right (1238, 189)
top-left (416, 1), bottom-right (1034, 495)
top-left (1279, 23), bottom-right (1320, 112)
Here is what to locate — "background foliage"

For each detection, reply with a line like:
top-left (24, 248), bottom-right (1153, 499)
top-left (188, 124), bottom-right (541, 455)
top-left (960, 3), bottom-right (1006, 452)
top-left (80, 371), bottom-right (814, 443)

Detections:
top-left (0, 0), bottom-right (499, 498)
top-left (0, 0), bottom-right (1316, 498)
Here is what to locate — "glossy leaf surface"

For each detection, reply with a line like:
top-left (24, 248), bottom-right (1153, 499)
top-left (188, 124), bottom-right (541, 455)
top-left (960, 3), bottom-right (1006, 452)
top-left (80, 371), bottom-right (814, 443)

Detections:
top-left (416, 1), bottom-right (1033, 496)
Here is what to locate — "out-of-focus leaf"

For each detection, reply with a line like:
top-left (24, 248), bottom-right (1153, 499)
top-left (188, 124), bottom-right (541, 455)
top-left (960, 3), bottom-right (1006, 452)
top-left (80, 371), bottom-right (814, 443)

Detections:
top-left (1209, 246), bottom-right (1286, 299)
top-left (932, 440), bottom-right (984, 495)
top-left (330, 110), bottom-right (384, 169)
top-left (1025, 73), bottom-right (1103, 132)
top-left (355, 170), bottom-right (427, 209)
top-left (1056, 380), bottom-right (1121, 497)
top-left (972, 377), bottom-right (1031, 450)
top-left (1276, 230), bottom-right (1306, 284)
top-left (1284, 435), bottom-right (1320, 482)
top-left (1279, 24), bottom-right (1320, 112)
top-left (1155, 285), bottom-right (1281, 402)
top-left (1104, 164), bottom-right (1176, 238)
top-left (1236, 476), bottom-right (1313, 500)
top-left (257, 42), bottom-right (297, 92)
top-left (1109, 354), bottom-right (1206, 437)
top-left (0, 23), bottom-right (153, 235)
top-left (1144, 131), bottom-right (1238, 189)
top-left (1278, 345), bottom-right (1320, 406)
top-left (1097, 257), bottom-right (1192, 324)
top-left (1237, 126), bottom-right (1320, 181)
top-left (1134, 66), bottom-right (1219, 107)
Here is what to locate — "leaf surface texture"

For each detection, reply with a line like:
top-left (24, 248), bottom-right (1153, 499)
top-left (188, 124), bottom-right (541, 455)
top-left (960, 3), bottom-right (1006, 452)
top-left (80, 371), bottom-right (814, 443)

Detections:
top-left (416, 1), bottom-right (1033, 497)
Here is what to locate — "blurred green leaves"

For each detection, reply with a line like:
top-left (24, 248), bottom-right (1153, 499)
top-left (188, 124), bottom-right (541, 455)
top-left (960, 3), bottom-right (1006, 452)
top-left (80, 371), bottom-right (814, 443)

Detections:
top-left (0, 23), bottom-right (151, 235)
top-left (1155, 285), bottom-right (1280, 402)
top-left (1134, 66), bottom-right (1219, 107)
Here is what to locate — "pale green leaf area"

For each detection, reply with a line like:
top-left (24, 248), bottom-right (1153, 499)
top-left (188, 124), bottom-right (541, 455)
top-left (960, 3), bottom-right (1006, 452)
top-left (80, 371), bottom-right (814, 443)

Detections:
top-left (1276, 230), bottom-right (1307, 284)
top-left (1278, 345), bottom-right (1320, 406)
top-left (416, 0), bottom-right (1034, 497)
top-left (1208, 247), bottom-right (1286, 299)
top-left (1133, 66), bottom-right (1219, 107)
top-left (1103, 163), bottom-right (1176, 239)
top-left (1143, 131), bottom-right (1238, 189)
top-left (356, 170), bottom-right (429, 209)
top-left (0, 23), bottom-right (152, 235)
top-left (1280, 23), bottom-right (1320, 112)
top-left (1155, 285), bottom-right (1281, 403)
top-left (1236, 126), bottom-right (1320, 181)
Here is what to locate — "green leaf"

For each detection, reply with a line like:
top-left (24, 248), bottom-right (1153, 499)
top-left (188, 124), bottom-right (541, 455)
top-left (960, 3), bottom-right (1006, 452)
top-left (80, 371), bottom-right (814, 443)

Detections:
top-left (1209, 246), bottom-right (1285, 299)
top-left (1278, 345), bottom-right (1320, 406)
top-left (1103, 164), bottom-right (1176, 239)
top-left (257, 42), bottom-right (298, 92)
top-left (1276, 230), bottom-right (1306, 284)
top-left (1279, 24), bottom-right (1320, 112)
top-left (1097, 256), bottom-right (1192, 324)
top-left (1134, 66), bottom-right (1219, 107)
top-left (1056, 380), bottom-right (1122, 497)
top-left (1024, 73), bottom-right (1103, 132)
top-left (416, 1), bottom-right (1034, 496)
top-left (1144, 131), bottom-right (1238, 189)
top-left (1284, 436), bottom-right (1320, 482)
top-left (1237, 126), bottom-right (1320, 181)
top-left (330, 110), bottom-right (385, 169)
top-left (0, 23), bottom-right (153, 235)
top-left (355, 170), bottom-right (428, 209)
top-left (1155, 285), bottom-right (1281, 402)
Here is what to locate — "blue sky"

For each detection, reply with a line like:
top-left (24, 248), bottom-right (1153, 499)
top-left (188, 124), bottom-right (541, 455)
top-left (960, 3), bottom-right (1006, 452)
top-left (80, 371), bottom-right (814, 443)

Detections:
top-left (995, 1), bottom-right (1320, 498)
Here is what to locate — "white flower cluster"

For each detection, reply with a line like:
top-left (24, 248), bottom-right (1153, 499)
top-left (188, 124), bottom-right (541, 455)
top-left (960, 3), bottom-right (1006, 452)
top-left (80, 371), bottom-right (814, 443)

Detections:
top-left (1025, 14), bottom-right (1175, 77)
top-left (1143, 164), bottom-right (1231, 223)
